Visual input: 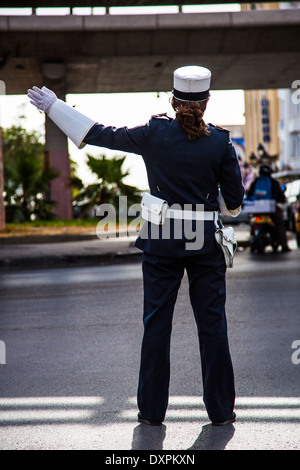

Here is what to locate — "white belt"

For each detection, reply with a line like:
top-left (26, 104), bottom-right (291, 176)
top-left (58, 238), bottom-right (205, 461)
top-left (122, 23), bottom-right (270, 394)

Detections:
top-left (166, 209), bottom-right (218, 221)
top-left (141, 193), bottom-right (219, 226)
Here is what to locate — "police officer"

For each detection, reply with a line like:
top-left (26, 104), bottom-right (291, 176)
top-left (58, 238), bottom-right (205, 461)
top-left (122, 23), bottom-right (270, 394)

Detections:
top-left (28, 65), bottom-right (244, 426)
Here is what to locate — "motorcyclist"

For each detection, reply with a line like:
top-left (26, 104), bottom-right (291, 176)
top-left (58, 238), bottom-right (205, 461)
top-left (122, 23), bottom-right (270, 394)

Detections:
top-left (247, 164), bottom-right (291, 252)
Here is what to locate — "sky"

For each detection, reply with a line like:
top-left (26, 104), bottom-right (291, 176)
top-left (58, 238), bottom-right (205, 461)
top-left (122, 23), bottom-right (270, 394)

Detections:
top-left (0, 4), bottom-right (245, 190)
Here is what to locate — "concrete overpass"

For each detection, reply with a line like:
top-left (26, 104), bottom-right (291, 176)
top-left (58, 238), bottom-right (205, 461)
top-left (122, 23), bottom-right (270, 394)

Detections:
top-left (0, 9), bottom-right (300, 93)
top-left (1, 8), bottom-right (299, 218)
top-left (0, 0), bottom-right (286, 6)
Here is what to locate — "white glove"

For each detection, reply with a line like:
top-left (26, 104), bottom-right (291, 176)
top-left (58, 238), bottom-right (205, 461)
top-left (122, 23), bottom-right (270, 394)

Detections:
top-left (27, 86), bottom-right (57, 113)
top-left (27, 85), bottom-right (96, 148)
top-left (218, 191), bottom-right (241, 217)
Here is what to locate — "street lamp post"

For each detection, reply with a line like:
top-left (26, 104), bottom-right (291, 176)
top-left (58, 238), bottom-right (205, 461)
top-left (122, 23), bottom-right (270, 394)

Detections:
top-left (0, 80), bottom-right (6, 231)
top-left (0, 126), bottom-right (5, 231)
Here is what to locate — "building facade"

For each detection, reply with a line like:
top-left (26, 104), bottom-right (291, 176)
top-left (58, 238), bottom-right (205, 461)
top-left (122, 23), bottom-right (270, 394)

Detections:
top-left (277, 87), bottom-right (300, 171)
top-left (243, 2), bottom-right (300, 171)
top-left (244, 89), bottom-right (280, 166)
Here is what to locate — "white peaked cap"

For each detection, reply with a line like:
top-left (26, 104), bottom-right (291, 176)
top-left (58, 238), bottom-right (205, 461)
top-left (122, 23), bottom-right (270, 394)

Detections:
top-left (173, 65), bottom-right (211, 102)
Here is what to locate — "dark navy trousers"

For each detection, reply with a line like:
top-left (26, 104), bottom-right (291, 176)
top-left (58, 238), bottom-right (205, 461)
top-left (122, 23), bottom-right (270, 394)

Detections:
top-left (137, 249), bottom-right (235, 424)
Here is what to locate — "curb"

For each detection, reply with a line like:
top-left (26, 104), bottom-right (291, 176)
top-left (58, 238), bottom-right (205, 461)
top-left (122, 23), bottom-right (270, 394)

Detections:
top-left (0, 240), bottom-right (250, 271)
top-left (0, 230), bottom-right (130, 245)
top-left (0, 250), bottom-right (143, 271)
top-left (0, 234), bottom-right (97, 245)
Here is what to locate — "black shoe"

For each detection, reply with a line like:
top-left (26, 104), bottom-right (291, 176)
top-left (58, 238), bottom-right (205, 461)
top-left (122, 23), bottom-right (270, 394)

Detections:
top-left (137, 412), bottom-right (162, 426)
top-left (212, 412), bottom-right (236, 426)
top-left (281, 246), bottom-right (292, 252)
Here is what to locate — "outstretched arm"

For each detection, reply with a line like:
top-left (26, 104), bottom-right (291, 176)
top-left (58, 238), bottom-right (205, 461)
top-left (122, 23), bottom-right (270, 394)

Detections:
top-left (28, 86), bottom-right (151, 155)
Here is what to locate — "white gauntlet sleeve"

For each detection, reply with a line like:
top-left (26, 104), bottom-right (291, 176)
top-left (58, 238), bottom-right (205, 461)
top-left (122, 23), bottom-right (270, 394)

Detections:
top-left (48, 100), bottom-right (96, 149)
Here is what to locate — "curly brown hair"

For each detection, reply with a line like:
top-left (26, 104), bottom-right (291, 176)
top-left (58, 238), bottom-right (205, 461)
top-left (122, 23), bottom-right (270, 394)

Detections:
top-left (171, 97), bottom-right (210, 141)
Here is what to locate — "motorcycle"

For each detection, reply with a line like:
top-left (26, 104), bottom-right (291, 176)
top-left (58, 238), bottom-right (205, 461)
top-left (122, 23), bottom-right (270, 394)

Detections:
top-left (250, 213), bottom-right (279, 254)
top-left (243, 198), bottom-right (279, 254)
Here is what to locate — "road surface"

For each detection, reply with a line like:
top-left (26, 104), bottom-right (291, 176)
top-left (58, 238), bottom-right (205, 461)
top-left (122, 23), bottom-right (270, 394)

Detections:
top-left (0, 245), bottom-right (299, 450)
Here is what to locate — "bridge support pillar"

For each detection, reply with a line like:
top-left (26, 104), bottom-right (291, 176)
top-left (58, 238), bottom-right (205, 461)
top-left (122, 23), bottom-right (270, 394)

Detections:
top-left (45, 113), bottom-right (73, 220)
top-left (44, 65), bottom-right (73, 220)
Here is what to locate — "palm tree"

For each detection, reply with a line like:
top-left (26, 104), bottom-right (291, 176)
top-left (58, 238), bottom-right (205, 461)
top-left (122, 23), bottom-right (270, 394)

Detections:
top-left (2, 125), bottom-right (58, 222)
top-left (73, 154), bottom-right (141, 217)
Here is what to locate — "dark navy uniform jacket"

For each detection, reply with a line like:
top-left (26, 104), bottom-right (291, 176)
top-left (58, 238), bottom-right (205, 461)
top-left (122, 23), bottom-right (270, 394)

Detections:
top-left (84, 114), bottom-right (244, 257)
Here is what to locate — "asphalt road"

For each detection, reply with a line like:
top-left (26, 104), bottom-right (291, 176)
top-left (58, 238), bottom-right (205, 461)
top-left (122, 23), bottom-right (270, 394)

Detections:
top-left (0, 245), bottom-right (300, 450)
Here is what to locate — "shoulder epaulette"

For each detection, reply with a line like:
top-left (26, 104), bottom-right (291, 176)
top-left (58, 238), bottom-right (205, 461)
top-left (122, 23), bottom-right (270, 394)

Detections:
top-left (151, 113), bottom-right (171, 120)
top-left (209, 123), bottom-right (230, 132)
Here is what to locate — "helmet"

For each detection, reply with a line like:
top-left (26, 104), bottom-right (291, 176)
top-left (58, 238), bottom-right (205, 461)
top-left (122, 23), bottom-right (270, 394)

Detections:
top-left (259, 164), bottom-right (272, 176)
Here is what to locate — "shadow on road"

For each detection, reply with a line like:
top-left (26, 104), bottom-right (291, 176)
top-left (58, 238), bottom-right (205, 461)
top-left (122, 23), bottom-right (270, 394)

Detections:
top-left (131, 423), bottom-right (167, 450)
top-left (131, 422), bottom-right (235, 451)
top-left (188, 423), bottom-right (235, 450)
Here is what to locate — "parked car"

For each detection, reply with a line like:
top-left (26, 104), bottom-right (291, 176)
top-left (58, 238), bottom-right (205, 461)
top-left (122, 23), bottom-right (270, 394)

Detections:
top-left (273, 170), bottom-right (300, 233)
top-left (283, 178), bottom-right (300, 231)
